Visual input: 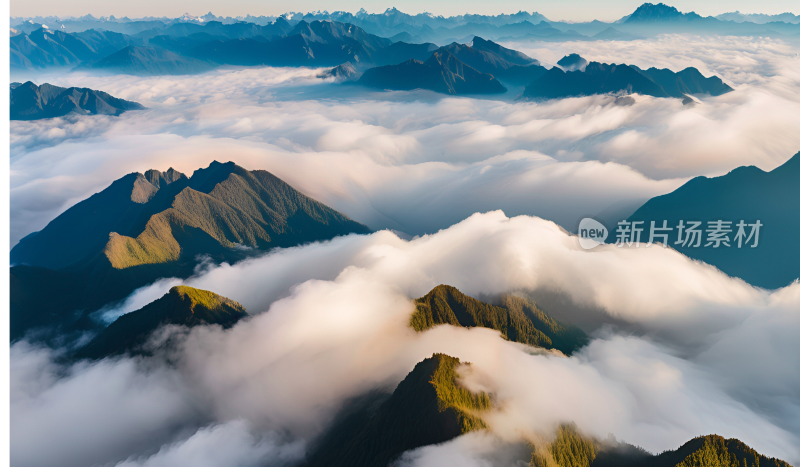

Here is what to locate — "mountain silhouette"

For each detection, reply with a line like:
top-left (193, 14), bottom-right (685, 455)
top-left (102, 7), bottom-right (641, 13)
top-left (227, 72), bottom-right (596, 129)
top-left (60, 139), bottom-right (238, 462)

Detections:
top-left (523, 61), bottom-right (732, 99)
top-left (438, 37), bottom-right (547, 86)
top-left (359, 49), bottom-right (507, 95)
top-left (187, 20), bottom-right (392, 67)
top-left (557, 53), bottom-right (588, 71)
top-left (11, 81), bottom-right (144, 120)
top-left (625, 3), bottom-right (705, 22)
top-left (86, 45), bottom-right (215, 75)
top-left (618, 151), bottom-right (800, 289)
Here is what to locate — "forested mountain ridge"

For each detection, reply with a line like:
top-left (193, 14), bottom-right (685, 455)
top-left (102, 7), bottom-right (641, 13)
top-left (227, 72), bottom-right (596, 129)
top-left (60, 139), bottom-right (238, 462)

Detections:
top-left (10, 161), bottom-right (369, 341)
top-left (411, 285), bottom-right (588, 354)
top-left (75, 285), bottom-right (247, 360)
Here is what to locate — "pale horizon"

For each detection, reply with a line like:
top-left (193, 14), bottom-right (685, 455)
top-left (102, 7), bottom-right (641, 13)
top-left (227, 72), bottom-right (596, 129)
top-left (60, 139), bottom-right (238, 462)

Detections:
top-left (10, 0), bottom-right (800, 24)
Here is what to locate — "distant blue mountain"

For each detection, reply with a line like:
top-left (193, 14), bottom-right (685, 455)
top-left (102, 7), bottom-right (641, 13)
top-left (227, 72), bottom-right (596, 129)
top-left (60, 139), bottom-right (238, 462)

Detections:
top-left (557, 53), bottom-right (588, 71)
top-left (617, 152), bottom-right (800, 289)
top-left (359, 49), bottom-right (507, 95)
top-left (11, 81), bottom-right (144, 120)
top-left (523, 61), bottom-right (732, 100)
top-left (625, 3), bottom-right (706, 22)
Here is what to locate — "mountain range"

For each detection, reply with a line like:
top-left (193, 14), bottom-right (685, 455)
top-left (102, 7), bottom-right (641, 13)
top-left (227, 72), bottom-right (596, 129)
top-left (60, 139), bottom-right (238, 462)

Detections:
top-left (8, 11), bottom-right (738, 102)
top-left (531, 428), bottom-right (792, 467)
top-left (359, 50), bottom-right (508, 95)
top-left (84, 45), bottom-right (215, 74)
top-left (14, 4), bottom-right (799, 43)
top-left (12, 3), bottom-right (800, 75)
top-left (10, 81), bottom-right (144, 120)
top-left (524, 55), bottom-right (733, 100)
top-left (10, 161), bottom-right (369, 341)
top-left (11, 3), bottom-right (800, 55)
top-left (615, 151), bottom-right (800, 289)
top-left (358, 37), bottom-right (549, 94)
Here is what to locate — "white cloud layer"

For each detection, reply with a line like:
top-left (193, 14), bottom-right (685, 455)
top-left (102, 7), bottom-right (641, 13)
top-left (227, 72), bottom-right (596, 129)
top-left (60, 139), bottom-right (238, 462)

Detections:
top-left (10, 35), bottom-right (800, 245)
top-left (10, 34), bottom-right (800, 467)
top-left (11, 212), bottom-right (800, 467)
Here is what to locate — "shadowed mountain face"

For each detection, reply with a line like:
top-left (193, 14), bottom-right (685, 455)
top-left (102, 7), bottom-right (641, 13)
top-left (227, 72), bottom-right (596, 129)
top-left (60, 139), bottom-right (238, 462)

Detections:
top-left (358, 37), bottom-right (545, 92)
top-left (10, 161), bottom-right (370, 341)
top-left (359, 49), bottom-right (507, 95)
top-left (86, 45), bottom-right (215, 75)
top-left (74, 29), bottom-right (139, 57)
top-left (10, 81), bottom-right (144, 120)
top-left (11, 28), bottom-right (99, 69)
top-left (438, 38), bottom-right (547, 86)
top-left (75, 286), bottom-right (247, 360)
top-left (371, 41), bottom-right (439, 66)
top-left (306, 354), bottom-right (490, 467)
top-left (470, 36), bottom-right (540, 67)
top-left (187, 20), bottom-right (392, 67)
top-left (317, 61), bottom-right (358, 81)
top-left (523, 61), bottom-right (732, 100)
top-left (411, 285), bottom-right (588, 355)
top-left (633, 65), bottom-right (734, 97)
top-left (617, 151), bottom-right (800, 289)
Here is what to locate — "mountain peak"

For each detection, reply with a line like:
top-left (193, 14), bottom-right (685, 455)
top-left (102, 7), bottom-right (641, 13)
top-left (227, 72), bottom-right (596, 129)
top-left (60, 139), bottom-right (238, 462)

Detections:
top-left (625, 2), bottom-right (704, 22)
top-left (412, 284), bottom-right (587, 354)
top-left (75, 286), bottom-right (247, 360)
top-left (306, 353), bottom-right (489, 467)
top-left (187, 160), bottom-right (240, 193)
top-left (557, 53), bottom-right (588, 71)
top-left (166, 285), bottom-right (247, 320)
top-left (144, 168), bottom-right (187, 189)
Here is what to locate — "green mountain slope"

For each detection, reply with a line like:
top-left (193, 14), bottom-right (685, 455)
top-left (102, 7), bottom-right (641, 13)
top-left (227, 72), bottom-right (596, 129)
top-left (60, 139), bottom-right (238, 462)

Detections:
top-left (11, 170), bottom-right (185, 270)
top-left (531, 424), bottom-right (598, 467)
top-left (10, 161), bottom-right (370, 341)
top-left (411, 285), bottom-right (588, 354)
top-left (533, 431), bottom-right (793, 467)
top-left (306, 354), bottom-right (490, 467)
top-left (75, 286), bottom-right (246, 360)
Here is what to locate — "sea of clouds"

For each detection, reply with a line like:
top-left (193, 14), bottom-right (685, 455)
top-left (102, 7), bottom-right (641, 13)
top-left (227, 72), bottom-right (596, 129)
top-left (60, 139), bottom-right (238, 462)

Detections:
top-left (10, 213), bottom-right (800, 467)
top-left (9, 34), bottom-right (800, 467)
top-left (10, 35), bottom-right (800, 246)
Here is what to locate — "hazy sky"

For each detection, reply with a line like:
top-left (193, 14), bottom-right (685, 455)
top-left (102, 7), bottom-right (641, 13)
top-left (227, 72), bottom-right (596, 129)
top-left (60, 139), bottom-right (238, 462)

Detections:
top-left (10, 0), bottom-right (800, 22)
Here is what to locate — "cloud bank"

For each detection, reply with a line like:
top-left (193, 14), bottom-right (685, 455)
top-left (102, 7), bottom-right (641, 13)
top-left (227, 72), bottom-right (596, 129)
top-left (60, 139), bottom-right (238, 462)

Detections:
top-left (10, 34), bottom-right (800, 467)
top-left (11, 35), bottom-right (800, 245)
top-left (11, 212), bottom-right (800, 467)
